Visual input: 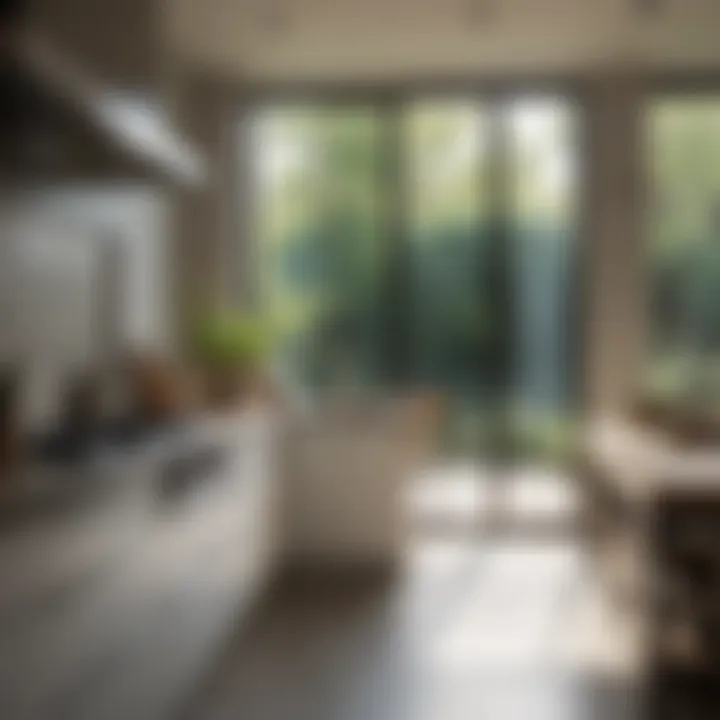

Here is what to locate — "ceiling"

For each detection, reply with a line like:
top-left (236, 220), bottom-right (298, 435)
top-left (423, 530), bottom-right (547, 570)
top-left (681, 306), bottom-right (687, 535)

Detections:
top-left (164, 0), bottom-right (720, 82)
top-left (35, 0), bottom-right (162, 89)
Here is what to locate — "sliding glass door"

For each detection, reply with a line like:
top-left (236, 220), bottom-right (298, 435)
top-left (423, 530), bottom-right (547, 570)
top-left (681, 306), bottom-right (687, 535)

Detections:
top-left (404, 96), bottom-right (581, 459)
top-left (251, 94), bottom-right (582, 463)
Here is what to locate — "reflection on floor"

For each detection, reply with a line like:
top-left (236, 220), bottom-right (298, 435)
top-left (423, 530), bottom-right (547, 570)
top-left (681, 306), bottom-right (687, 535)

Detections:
top-left (186, 538), bottom-right (641, 720)
top-left (410, 462), bottom-right (581, 534)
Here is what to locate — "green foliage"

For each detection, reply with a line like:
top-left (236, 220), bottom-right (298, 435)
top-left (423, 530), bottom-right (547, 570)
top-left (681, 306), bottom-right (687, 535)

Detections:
top-left (650, 100), bottom-right (720, 364)
top-left (512, 410), bottom-right (579, 465)
top-left (190, 309), bottom-right (274, 370)
top-left (256, 105), bottom-right (579, 460)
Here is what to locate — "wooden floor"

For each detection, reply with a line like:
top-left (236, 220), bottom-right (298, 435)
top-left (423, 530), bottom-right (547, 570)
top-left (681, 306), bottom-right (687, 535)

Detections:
top-left (4, 463), bottom-right (718, 719)
top-left (180, 538), bottom-right (643, 720)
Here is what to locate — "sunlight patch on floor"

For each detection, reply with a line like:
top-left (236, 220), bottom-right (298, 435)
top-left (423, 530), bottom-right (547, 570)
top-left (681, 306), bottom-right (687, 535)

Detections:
top-left (403, 539), bottom-right (641, 677)
top-left (409, 463), bottom-right (580, 529)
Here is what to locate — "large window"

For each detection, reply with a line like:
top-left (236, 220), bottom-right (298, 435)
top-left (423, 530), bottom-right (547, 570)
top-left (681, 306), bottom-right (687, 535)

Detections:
top-left (252, 95), bottom-right (581, 459)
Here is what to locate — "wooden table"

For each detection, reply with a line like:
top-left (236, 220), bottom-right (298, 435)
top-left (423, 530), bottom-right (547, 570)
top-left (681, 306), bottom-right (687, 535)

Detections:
top-left (584, 418), bottom-right (720, 675)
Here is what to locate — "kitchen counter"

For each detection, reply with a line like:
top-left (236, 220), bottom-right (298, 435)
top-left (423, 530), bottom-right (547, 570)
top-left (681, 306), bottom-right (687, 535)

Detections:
top-left (0, 410), bottom-right (279, 720)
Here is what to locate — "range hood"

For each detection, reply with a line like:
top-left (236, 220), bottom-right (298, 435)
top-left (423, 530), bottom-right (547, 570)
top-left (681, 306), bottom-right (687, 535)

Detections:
top-left (0, 7), bottom-right (206, 185)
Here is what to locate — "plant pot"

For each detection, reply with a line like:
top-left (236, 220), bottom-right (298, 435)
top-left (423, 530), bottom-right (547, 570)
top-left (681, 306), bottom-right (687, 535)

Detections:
top-left (127, 355), bottom-right (198, 424)
top-left (202, 367), bottom-right (241, 409)
top-left (205, 365), bottom-right (278, 409)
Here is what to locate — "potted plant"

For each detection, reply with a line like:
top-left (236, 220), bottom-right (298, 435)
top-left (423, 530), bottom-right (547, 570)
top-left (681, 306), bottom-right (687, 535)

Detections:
top-left (190, 309), bottom-right (274, 409)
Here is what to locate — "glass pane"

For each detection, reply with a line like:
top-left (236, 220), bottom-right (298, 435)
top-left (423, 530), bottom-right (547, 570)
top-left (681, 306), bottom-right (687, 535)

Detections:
top-left (405, 101), bottom-right (490, 453)
top-left (508, 97), bottom-right (580, 459)
top-left (647, 99), bottom-right (720, 401)
top-left (254, 106), bottom-right (383, 396)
